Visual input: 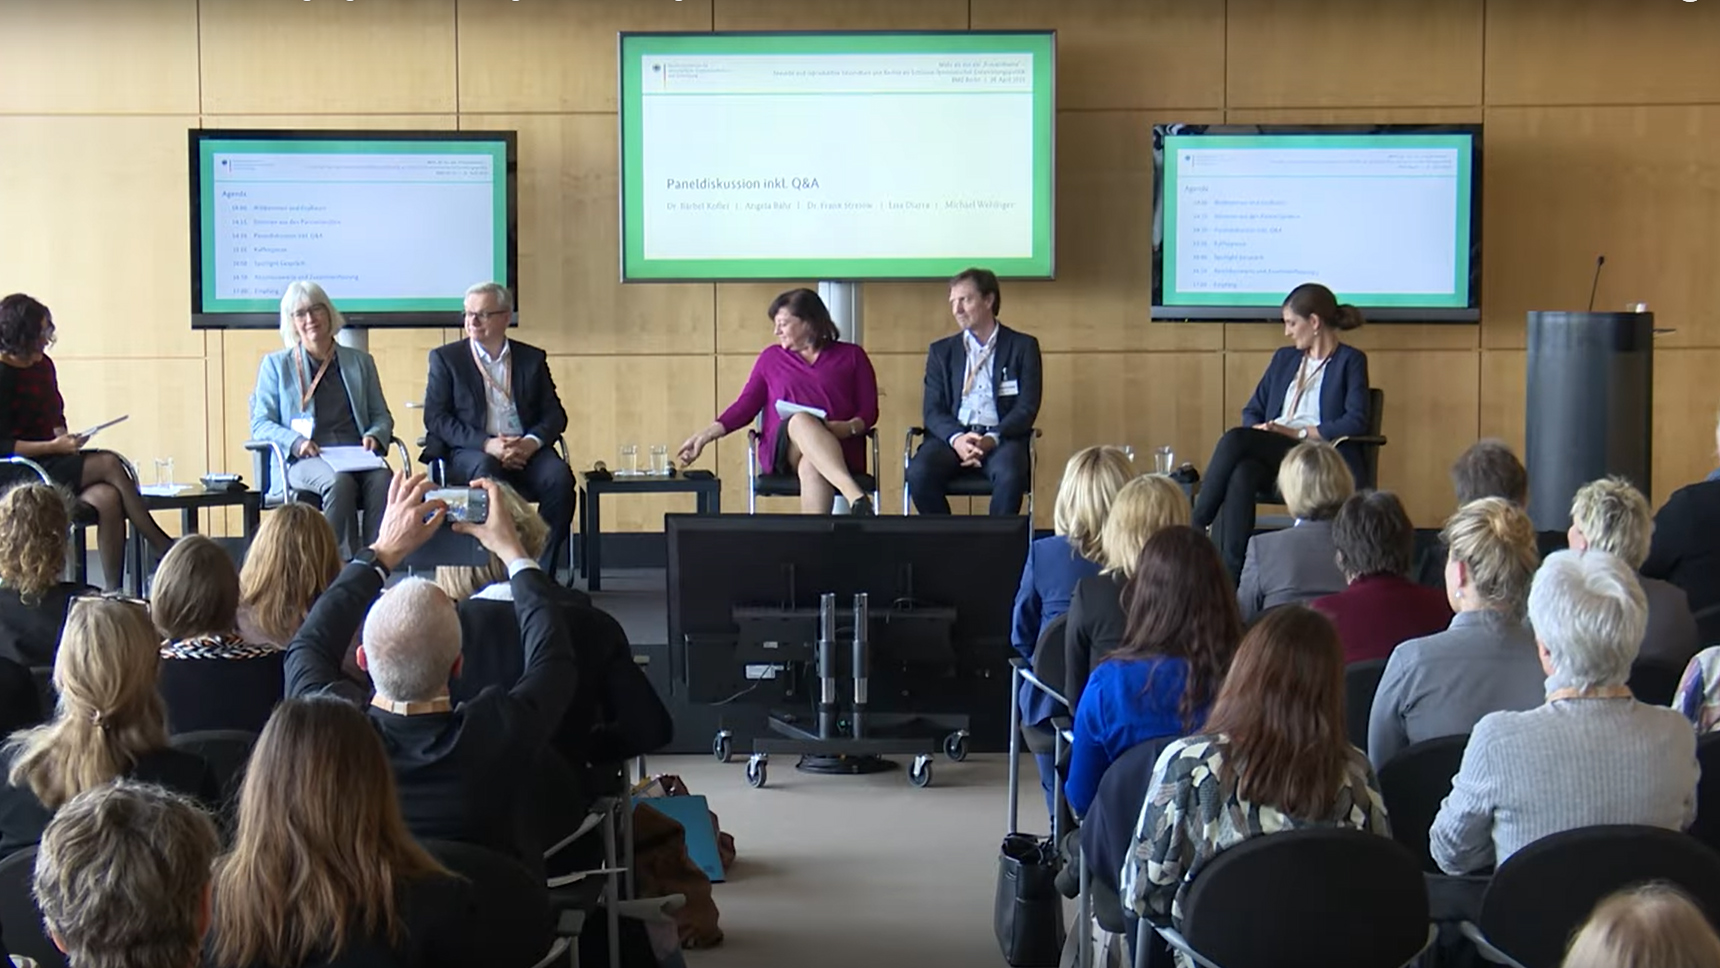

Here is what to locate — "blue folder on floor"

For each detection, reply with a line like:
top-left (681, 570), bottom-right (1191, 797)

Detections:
top-left (635, 794), bottom-right (726, 883)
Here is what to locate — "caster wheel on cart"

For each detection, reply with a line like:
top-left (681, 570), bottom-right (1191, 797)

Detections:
top-left (943, 730), bottom-right (970, 762)
top-left (909, 755), bottom-right (934, 788)
top-left (746, 756), bottom-right (768, 789)
top-left (713, 730), bottom-right (733, 764)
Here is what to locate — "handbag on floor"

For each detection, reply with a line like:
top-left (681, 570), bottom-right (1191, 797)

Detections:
top-left (994, 832), bottom-right (1066, 968)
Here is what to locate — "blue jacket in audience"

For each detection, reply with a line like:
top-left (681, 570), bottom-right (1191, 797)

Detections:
top-left (1066, 655), bottom-right (1203, 817)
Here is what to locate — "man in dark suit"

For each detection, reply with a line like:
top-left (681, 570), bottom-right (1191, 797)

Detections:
top-left (906, 268), bottom-right (1042, 515)
top-left (424, 282), bottom-right (573, 572)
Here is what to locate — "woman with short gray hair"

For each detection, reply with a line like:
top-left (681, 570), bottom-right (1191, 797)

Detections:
top-left (1568, 475), bottom-right (1699, 669)
top-left (1430, 549), bottom-right (1698, 875)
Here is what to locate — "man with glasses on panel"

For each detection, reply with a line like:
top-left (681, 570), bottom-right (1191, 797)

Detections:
top-left (423, 282), bottom-right (574, 574)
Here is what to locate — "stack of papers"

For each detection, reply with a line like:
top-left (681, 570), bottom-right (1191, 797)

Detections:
top-left (318, 445), bottom-right (388, 474)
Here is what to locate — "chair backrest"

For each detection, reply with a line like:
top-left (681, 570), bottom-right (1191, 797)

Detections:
top-left (1359, 387), bottom-right (1385, 489)
top-left (1377, 733), bottom-right (1469, 873)
top-left (1029, 612), bottom-right (1071, 712)
top-left (422, 839), bottom-right (557, 967)
top-left (1081, 734), bottom-right (1179, 898)
top-left (1628, 658), bottom-right (1683, 707)
top-left (1479, 825), bottom-right (1720, 968)
top-left (1179, 827), bottom-right (1428, 968)
top-left (0, 847), bottom-right (67, 968)
top-left (168, 729), bottom-right (258, 804)
top-left (1689, 732), bottom-right (1720, 853)
top-left (1343, 659), bottom-right (1389, 751)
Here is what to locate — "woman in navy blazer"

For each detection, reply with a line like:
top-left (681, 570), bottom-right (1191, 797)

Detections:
top-left (1193, 283), bottom-right (1371, 580)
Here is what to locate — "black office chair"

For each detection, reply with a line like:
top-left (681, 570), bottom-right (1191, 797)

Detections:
top-left (0, 847), bottom-right (66, 968)
top-left (1149, 827), bottom-right (1432, 968)
top-left (1377, 733), bottom-right (1469, 873)
top-left (1255, 387), bottom-right (1388, 529)
top-left (1344, 658), bottom-right (1389, 751)
top-left (746, 425), bottom-right (880, 513)
top-left (1689, 732), bottom-right (1720, 854)
top-left (901, 426), bottom-right (1040, 518)
top-left (424, 839), bottom-right (585, 968)
top-left (169, 729), bottom-right (259, 805)
top-left (1078, 734), bottom-right (1180, 967)
top-left (1462, 825), bottom-right (1720, 968)
top-left (1627, 658), bottom-right (1683, 706)
top-left (243, 434), bottom-right (413, 511)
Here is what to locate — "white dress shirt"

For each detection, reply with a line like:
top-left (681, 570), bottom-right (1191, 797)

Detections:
top-left (471, 339), bottom-right (536, 442)
top-left (1276, 354), bottom-right (1328, 430)
top-left (953, 327), bottom-right (1002, 445)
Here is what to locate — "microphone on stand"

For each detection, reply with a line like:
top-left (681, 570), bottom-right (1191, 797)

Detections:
top-left (1586, 255), bottom-right (1606, 312)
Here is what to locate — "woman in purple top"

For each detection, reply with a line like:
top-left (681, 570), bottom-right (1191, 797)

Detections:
top-left (677, 289), bottom-right (880, 514)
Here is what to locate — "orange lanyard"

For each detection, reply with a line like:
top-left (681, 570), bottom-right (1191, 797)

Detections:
top-left (962, 333), bottom-right (997, 397)
top-left (1546, 686), bottom-right (1634, 702)
top-left (471, 341), bottom-right (512, 400)
top-left (295, 347), bottom-right (334, 411)
top-left (1287, 353), bottom-right (1331, 416)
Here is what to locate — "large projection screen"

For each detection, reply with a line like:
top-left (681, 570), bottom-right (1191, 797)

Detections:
top-left (618, 32), bottom-right (1056, 282)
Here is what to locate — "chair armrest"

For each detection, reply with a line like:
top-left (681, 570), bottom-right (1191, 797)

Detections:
top-left (243, 439), bottom-right (290, 498)
top-left (746, 428), bottom-right (762, 446)
top-left (1460, 922), bottom-right (1528, 968)
top-left (1017, 666), bottom-right (1071, 712)
top-left (554, 435), bottom-right (569, 461)
top-left (388, 436), bottom-right (412, 473)
top-left (1151, 926), bottom-right (1225, 968)
top-left (0, 456), bottom-right (52, 483)
top-left (1333, 434), bottom-right (1388, 447)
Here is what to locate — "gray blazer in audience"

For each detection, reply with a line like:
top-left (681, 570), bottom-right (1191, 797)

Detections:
top-left (1638, 575), bottom-right (1701, 671)
top-left (1367, 609), bottom-right (1546, 768)
top-left (1236, 519), bottom-right (1347, 622)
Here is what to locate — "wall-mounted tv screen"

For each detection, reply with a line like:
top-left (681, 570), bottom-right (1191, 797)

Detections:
top-left (1151, 124), bottom-right (1481, 322)
top-left (618, 31), bottom-right (1056, 282)
top-left (189, 129), bottom-right (518, 329)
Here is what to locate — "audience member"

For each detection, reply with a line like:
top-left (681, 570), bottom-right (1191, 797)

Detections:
top-left (209, 696), bottom-right (513, 968)
top-left (153, 535), bottom-right (283, 735)
top-left (1568, 476), bottom-right (1699, 670)
top-left (0, 482), bottom-right (93, 669)
top-left (1065, 526), bottom-right (1239, 818)
top-left (237, 502), bottom-right (342, 649)
top-left (1236, 440), bottom-right (1353, 620)
top-left (1122, 605), bottom-right (1389, 929)
top-left (1431, 550), bottom-right (1697, 874)
top-left (1368, 497), bottom-right (1544, 768)
top-left (1063, 474), bottom-right (1190, 711)
top-left (1675, 647), bottom-right (1720, 734)
top-left (0, 597), bottom-right (218, 860)
top-left (1312, 491), bottom-right (1451, 664)
top-left (1451, 439), bottom-right (1529, 507)
top-left (33, 781), bottom-right (220, 968)
top-left (1561, 883), bottom-right (1720, 968)
top-left (283, 473), bottom-right (574, 872)
top-left (1643, 415), bottom-right (1720, 621)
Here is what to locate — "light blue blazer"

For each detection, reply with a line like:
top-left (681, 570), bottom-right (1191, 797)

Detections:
top-left (249, 344), bottom-right (395, 498)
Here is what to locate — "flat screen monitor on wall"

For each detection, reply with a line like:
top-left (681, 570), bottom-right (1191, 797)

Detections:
top-left (1151, 124), bottom-right (1482, 323)
top-left (189, 129), bottom-right (518, 329)
top-left (617, 31), bottom-right (1056, 282)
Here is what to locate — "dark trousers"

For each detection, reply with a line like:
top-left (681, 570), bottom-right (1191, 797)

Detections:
top-left (1191, 427), bottom-right (1296, 581)
top-left (450, 445), bottom-right (576, 573)
top-left (907, 435), bottom-right (1031, 515)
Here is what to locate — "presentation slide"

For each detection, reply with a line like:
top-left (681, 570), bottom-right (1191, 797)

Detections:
top-left (619, 33), bottom-right (1055, 281)
top-left (1160, 133), bottom-right (1474, 309)
top-left (193, 136), bottom-right (511, 314)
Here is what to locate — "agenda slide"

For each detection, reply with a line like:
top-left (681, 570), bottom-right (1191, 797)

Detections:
top-left (193, 136), bottom-right (511, 314)
top-left (1160, 133), bottom-right (1474, 308)
top-left (619, 33), bottom-right (1055, 280)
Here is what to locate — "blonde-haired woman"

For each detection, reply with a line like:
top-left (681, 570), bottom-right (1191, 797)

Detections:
top-left (1367, 496), bottom-right (1544, 767)
top-left (1237, 440), bottom-right (1355, 621)
top-left (1065, 474), bottom-right (1191, 710)
top-left (236, 501), bottom-right (342, 650)
top-left (0, 482), bottom-right (94, 670)
top-left (1562, 884), bottom-right (1720, 968)
top-left (1568, 475), bottom-right (1699, 669)
top-left (0, 597), bottom-right (218, 860)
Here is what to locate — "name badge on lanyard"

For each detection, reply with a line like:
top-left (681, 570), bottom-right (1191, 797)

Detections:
top-left (293, 347), bottom-right (333, 442)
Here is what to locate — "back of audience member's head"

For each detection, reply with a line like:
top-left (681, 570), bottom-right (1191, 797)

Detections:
top-left (1050, 446), bottom-right (1137, 564)
top-left (1441, 497), bottom-right (1541, 621)
top-left (151, 534), bottom-right (239, 642)
top-left (34, 780), bottom-right (219, 968)
top-left (360, 578), bottom-right (461, 703)
top-left (1569, 476), bottom-right (1654, 570)
top-left (0, 481), bottom-right (71, 605)
top-left (1113, 526), bottom-right (1242, 729)
top-left (435, 482), bottom-right (548, 601)
top-left (239, 502), bottom-right (341, 645)
top-left (1277, 440), bottom-right (1354, 522)
top-left (1530, 549), bottom-right (1646, 692)
top-left (212, 696), bottom-right (446, 968)
top-left (1332, 490), bottom-right (1416, 581)
top-left (1203, 605), bottom-right (1349, 818)
top-left (1100, 475), bottom-right (1191, 576)
top-left (6, 598), bottom-right (167, 809)
top-left (1452, 439), bottom-right (1529, 507)
top-left (1562, 883), bottom-right (1720, 968)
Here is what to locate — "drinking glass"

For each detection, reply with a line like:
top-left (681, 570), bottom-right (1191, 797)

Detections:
top-left (619, 443), bottom-right (639, 476)
top-left (1121, 444), bottom-right (1136, 463)
top-left (1153, 446), bottom-right (1174, 475)
top-left (153, 457), bottom-right (175, 487)
top-left (649, 444), bottom-right (670, 476)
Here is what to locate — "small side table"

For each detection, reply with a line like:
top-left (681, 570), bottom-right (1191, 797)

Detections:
top-left (126, 486), bottom-right (264, 593)
top-left (580, 474), bottom-right (721, 591)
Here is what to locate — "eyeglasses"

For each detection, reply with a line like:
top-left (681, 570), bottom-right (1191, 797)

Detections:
top-left (73, 591), bottom-right (149, 608)
top-left (463, 310), bottom-right (509, 322)
top-left (290, 303), bottom-right (331, 322)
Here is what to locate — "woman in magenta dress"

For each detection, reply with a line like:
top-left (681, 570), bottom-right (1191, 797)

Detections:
top-left (677, 289), bottom-right (879, 514)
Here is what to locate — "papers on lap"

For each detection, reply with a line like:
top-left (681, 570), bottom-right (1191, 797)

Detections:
top-left (774, 400), bottom-right (827, 421)
top-left (318, 445), bottom-right (387, 474)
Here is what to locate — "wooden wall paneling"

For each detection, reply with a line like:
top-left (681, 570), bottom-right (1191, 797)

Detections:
top-left (1223, 323), bottom-right (1480, 353)
top-left (716, 283), bottom-right (813, 356)
top-left (365, 329), bottom-right (452, 461)
top-left (1225, 0), bottom-right (1484, 109)
top-left (1483, 106), bottom-right (1720, 350)
top-left (713, 0), bottom-right (969, 31)
top-left (1362, 350), bottom-right (1480, 526)
top-left (1651, 349), bottom-right (1720, 508)
top-left (220, 330), bottom-right (290, 488)
top-left (0, 116), bottom-right (201, 360)
top-left (198, 0), bottom-right (458, 115)
top-left (970, 0), bottom-right (1226, 111)
top-left (855, 284), bottom-right (962, 356)
top-left (456, 0), bottom-right (715, 114)
top-left (557, 355), bottom-right (716, 531)
top-left (465, 113), bottom-right (715, 357)
top-left (0, 0), bottom-right (199, 115)
top-left (1477, 348), bottom-right (1526, 449)
top-left (1485, 0), bottom-right (1720, 107)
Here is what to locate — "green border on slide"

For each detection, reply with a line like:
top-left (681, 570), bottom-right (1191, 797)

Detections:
top-left (1161, 133), bottom-right (1473, 307)
top-left (619, 32), bottom-right (1055, 281)
top-left (198, 139), bottom-right (509, 312)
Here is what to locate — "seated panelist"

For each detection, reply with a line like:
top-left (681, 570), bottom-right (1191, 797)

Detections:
top-left (1192, 282), bottom-right (1370, 580)
top-left (906, 267), bottom-right (1042, 516)
top-left (678, 288), bottom-right (879, 515)
top-left (423, 281), bottom-right (573, 572)
top-left (249, 281), bottom-right (395, 559)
